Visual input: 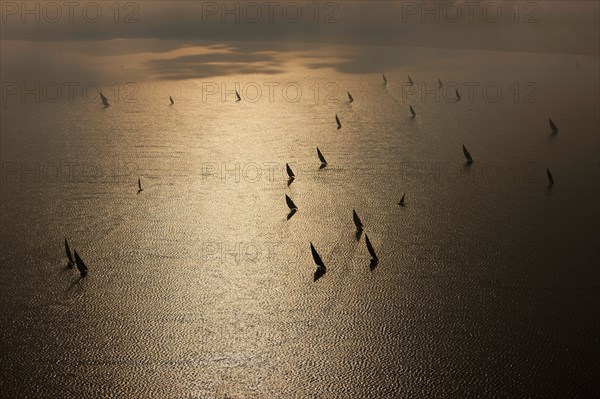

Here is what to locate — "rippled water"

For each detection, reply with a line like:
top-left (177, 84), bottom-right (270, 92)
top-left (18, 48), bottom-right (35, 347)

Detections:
top-left (1, 50), bottom-right (599, 398)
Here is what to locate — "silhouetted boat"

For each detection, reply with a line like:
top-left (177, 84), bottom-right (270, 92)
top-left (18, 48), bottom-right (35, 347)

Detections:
top-left (455, 89), bottom-right (462, 101)
top-left (365, 234), bottom-right (378, 262)
top-left (335, 114), bottom-right (341, 129)
top-left (99, 92), bottom-right (110, 107)
top-left (235, 91), bottom-right (241, 102)
top-left (73, 250), bottom-right (88, 277)
top-left (382, 74), bottom-right (388, 85)
top-left (310, 242), bottom-right (327, 279)
top-left (549, 118), bottom-right (558, 133)
top-left (169, 96), bottom-right (174, 105)
top-left (137, 177), bottom-right (143, 193)
top-left (398, 193), bottom-right (406, 207)
top-left (353, 209), bottom-right (363, 231)
top-left (547, 168), bottom-right (554, 185)
top-left (410, 105), bottom-right (416, 117)
top-left (348, 92), bottom-right (354, 103)
top-left (462, 145), bottom-right (474, 164)
top-left (408, 75), bottom-right (414, 86)
top-left (438, 79), bottom-right (443, 89)
top-left (317, 147), bottom-right (328, 168)
top-left (286, 163), bottom-right (295, 179)
top-left (65, 238), bottom-right (74, 268)
top-left (285, 194), bottom-right (297, 211)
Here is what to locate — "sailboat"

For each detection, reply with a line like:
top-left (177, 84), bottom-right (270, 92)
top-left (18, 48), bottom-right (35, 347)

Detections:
top-left (286, 163), bottom-right (295, 180)
top-left (549, 118), bottom-right (558, 134)
top-left (382, 73), bottom-right (388, 85)
top-left (137, 177), bottom-right (143, 193)
top-left (462, 145), bottom-right (474, 164)
top-left (310, 242), bottom-right (327, 279)
top-left (410, 105), bottom-right (416, 118)
top-left (73, 250), bottom-right (88, 277)
top-left (335, 114), bottom-right (342, 129)
top-left (99, 92), bottom-right (110, 107)
top-left (169, 96), bottom-right (174, 105)
top-left (365, 234), bottom-right (378, 263)
top-left (547, 168), bottom-right (554, 185)
top-left (438, 79), bottom-right (443, 89)
top-left (455, 89), bottom-right (462, 101)
top-left (398, 193), bottom-right (406, 207)
top-left (285, 194), bottom-right (297, 211)
top-left (408, 75), bottom-right (414, 86)
top-left (348, 92), bottom-right (354, 103)
top-left (65, 238), bottom-right (74, 268)
top-left (235, 90), bottom-right (241, 102)
top-left (317, 147), bottom-right (328, 168)
top-left (353, 209), bottom-right (363, 231)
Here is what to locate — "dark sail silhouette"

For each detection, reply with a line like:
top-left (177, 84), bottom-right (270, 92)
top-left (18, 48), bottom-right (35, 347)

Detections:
top-left (317, 147), bottom-right (328, 168)
top-left (365, 234), bottom-right (378, 262)
top-left (408, 75), bottom-right (414, 86)
top-left (65, 239), bottom-right (74, 268)
top-left (235, 91), bottom-right (241, 102)
top-left (438, 79), bottom-right (443, 89)
top-left (353, 209), bottom-right (363, 231)
top-left (398, 193), bottom-right (406, 207)
top-left (547, 168), bottom-right (554, 185)
top-left (382, 73), bottom-right (388, 85)
top-left (310, 242), bottom-right (327, 280)
top-left (73, 250), bottom-right (88, 277)
top-left (99, 92), bottom-right (110, 107)
top-left (348, 92), bottom-right (354, 103)
top-left (286, 163), bottom-right (295, 179)
top-left (410, 105), bottom-right (416, 118)
top-left (549, 118), bottom-right (558, 134)
top-left (335, 114), bottom-right (341, 129)
top-left (455, 89), bottom-right (462, 101)
top-left (137, 177), bottom-right (143, 193)
top-left (169, 96), bottom-right (174, 105)
top-left (285, 194), bottom-right (297, 211)
top-left (462, 145), bottom-right (474, 164)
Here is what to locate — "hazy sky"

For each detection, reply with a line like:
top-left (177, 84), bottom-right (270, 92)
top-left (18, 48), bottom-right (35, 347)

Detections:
top-left (1, 1), bottom-right (598, 82)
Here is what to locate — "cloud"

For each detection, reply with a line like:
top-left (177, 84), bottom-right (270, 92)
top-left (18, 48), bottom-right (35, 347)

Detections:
top-left (147, 48), bottom-right (285, 80)
top-left (1, 1), bottom-right (598, 55)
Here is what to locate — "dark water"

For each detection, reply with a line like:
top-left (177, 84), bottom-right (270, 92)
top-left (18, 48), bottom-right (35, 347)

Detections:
top-left (1, 50), bottom-right (599, 398)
